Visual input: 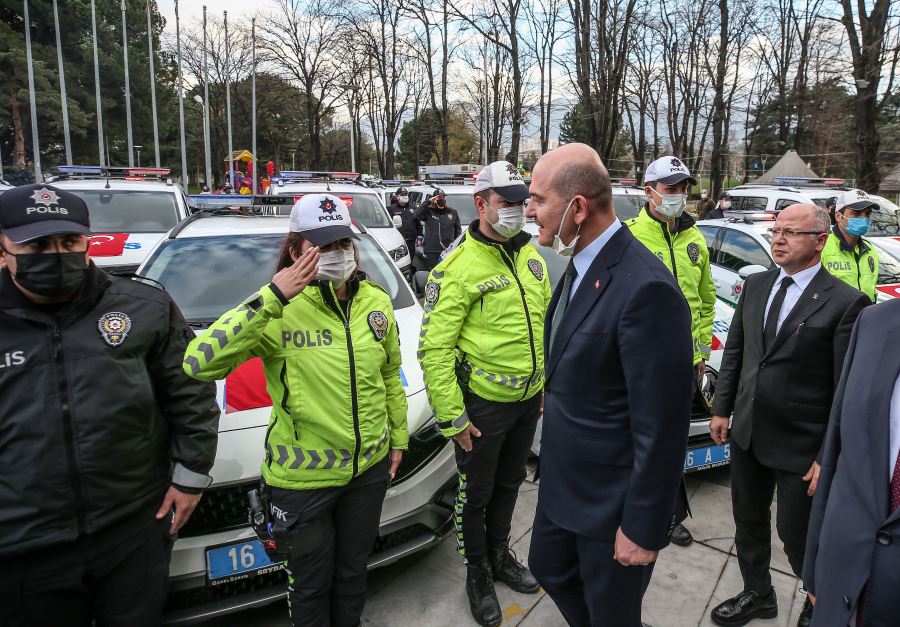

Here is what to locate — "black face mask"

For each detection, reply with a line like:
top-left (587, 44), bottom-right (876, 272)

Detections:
top-left (435, 198), bottom-right (447, 210)
top-left (7, 251), bottom-right (88, 297)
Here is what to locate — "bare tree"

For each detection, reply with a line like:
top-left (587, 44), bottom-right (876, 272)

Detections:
top-left (523, 0), bottom-right (563, 154)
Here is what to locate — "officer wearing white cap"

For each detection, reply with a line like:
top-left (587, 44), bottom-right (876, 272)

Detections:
top-left (626, 156), bottom-right (716, 548)
top-left (418, 162), bottom-right (551, 626)
top-left (185, 193), bottom-right (408, 627)
top-left (0, 184), bottom-right (218, 625)
top-left (821, 189), bottom-right (880, 302)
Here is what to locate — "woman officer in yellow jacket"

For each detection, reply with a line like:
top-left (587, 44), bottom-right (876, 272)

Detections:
top-left (184, 194), bottom-right (408, 627)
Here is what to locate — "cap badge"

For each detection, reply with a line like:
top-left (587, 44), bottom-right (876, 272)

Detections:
top-left (98, 312), bottom-right (132, 347)
top-left (30, 188), bottom-right (60, 207)
top-left (367, 311), bottom-right (389, 341)
top-left (687, 242), bottom-right (700, 264)
top-left (527, 258), bottom-right (544, 281)
top-left (320, 198), bottom-right (337, 214)
top-left (856, 189), bottom-right (868, 199)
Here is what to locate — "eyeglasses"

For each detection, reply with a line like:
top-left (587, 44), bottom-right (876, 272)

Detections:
top-left (766, 227), bottom-right (826, 239)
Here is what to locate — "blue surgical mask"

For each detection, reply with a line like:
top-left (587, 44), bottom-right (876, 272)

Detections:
top-left (845, 217), bottom-right (870, 237)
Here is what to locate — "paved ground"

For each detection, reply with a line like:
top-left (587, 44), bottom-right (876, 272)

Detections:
top-left (204, 464), bottom-right (809, 626)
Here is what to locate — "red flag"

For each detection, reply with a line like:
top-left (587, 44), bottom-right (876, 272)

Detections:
top-left (225, 357), bottom-right (272, 413)
top-left (88, 233), bottom-right (129, 257)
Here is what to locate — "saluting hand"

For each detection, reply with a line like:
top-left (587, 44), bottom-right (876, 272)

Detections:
top-left (272, 247), bottom-right (319, 300)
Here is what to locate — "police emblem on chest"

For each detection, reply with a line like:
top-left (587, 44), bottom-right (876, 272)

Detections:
top-left (368, 311), bottom-right (388, 341)
top-left (527, 258), bottom-right (544, 281)
top-left (687, 242), bottom-right (700, 264)
top-left (98, 312), bottom-right (132, 347)
top-left (868, 256), bottom-right (875, 272)
top-left (424, 281), bottom-right (440, 312)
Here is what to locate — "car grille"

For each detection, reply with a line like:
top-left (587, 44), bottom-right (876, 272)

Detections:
top-left (391, 422), bottom-right (446, 485)
top-left (179, 480), bottom-right (258, 538)
top-left (102, 263), bottom-right (140, 276)
top-left (389, 243), bottom-right (409, 262)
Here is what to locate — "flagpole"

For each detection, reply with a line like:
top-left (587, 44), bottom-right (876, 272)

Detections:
top-left (251, 17), bottom-right (257, 195)
top-left (90, 0), bottom-right (105, 166)
top-left (202, 5), bottom-right (212, 186)
top-left (121, 0), bottom-right (134, 167)
top-left (52, 0), bottom-right (72, 165)
top-left (146, 0), bottom-right (160, 168)
top-left (175, 0), bottom-right (188, 186)
top-left (23, 0), bottom-right (42, 181)
top-left (224, 11), bottom-right (235, 188)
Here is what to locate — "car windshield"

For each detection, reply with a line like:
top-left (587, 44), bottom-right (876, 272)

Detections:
top-left (869, 196), bottom-right (900, 236)
top-left (445, 194), bottom-right (478, 225)
top-left (873, 241), bottom-right (900, 283)
top-left (140, 232), bottom-right (413, 322)
top-left (68, 190), bottom-right (179, 233)
top-left (613, 195), bottom-right (644, 221)
top-left (273, 192), bottom-right (392, 228)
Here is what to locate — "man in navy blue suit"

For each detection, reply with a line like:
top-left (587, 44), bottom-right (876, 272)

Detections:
top-left (803, 298), bottom-right (900, 626)
top-left (526, 143), bottom-right (694, 626)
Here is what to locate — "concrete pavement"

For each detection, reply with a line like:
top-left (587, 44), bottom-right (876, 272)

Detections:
top-left (203, 464), bottom-right (810, 626)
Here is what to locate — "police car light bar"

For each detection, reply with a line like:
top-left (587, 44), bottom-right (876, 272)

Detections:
top-left (724, 211), bottom-right (776, 221)
top-left (610, 177), bottom-right (638, 186)
top-left (278, 170), bottom-right (360, 181)
top-left (187, 194), bottom-right (295, 209)
top-left (772, 177), bottom-right (845, 187)
top-left (56, 165), bottom-right (172, 179)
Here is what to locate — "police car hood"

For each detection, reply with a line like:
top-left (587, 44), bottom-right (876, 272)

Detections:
top-left (201, 303), bottom-right (427, 434)
top-left (88, 232), bottom-right (165, 269)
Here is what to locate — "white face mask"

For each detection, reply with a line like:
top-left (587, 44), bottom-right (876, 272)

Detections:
top-left (649, 188), bottom-right (687, 219)
top-left (485, 201), bottom-right (525, 238)
top-left (722, 201), bottom-right (732, 209)
top-left (701, 193), bottom-right (708, 200)
top-left (397, 195), bottom-right (409, 206)
top-left (552, 198), bottom-right (581, 257)
top-left (316, 248), bottom-right (356, 285)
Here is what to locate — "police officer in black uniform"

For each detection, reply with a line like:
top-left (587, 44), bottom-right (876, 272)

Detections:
top-left (0, 184), bottom-right (219, 626)
top-left (387, 186), bottom-right (420, 260)
top-left (415, 188), bottom-right (462, 270)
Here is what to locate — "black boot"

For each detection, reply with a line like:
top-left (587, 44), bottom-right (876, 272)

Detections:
top-left (489, 543), bottom-right (540, 594)
top-left (466, 558), bottom-right (502, 627)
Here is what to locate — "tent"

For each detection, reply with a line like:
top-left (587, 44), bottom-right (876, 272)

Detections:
top-left (224, 150), bottom-right (254, 163)
top-left (752, 150), bottom-right (819, 185)
top-left (879, 162), bottom-right (900, 195)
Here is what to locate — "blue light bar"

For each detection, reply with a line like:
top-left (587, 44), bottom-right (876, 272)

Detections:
top-left (58, 165), bottom-right (104, 175)
top-left (187, 194), bottom-right (252, 208)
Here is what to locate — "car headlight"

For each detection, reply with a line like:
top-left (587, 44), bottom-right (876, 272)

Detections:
top-left (391, 419), bottom-right (446, 485)
top-left (389, 243), bottom-right (409, 262)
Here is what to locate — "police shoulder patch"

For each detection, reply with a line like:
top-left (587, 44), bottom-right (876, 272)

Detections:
top-left (424, 281), bottom-right (440, 312)
top-left (687, 242), bottom-right (700, 264)
top-left (368, 311), bottom-right (389, 341)
top-left (527, 258), bottom-right (544, 281)
top-left (98, 312), bottom-right (132, 347)
top-left (868, 256), bottom-right (875, 272)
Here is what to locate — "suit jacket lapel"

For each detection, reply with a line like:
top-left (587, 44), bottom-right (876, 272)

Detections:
top-left (877, 326), bottom-right (900, 524)
top-left (753, 270), bottom-right (780, 356)
top-left (544, 227), bottom-right (630, 381)
top-left (764, 267), bottom-right (831, 358)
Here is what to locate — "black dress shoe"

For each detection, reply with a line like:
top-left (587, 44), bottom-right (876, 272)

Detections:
top-left (466, 558), bottom-right (503, 627)
top-left (669, 523), bottom-right (694, 547)
top-left (489, 543), bottom-right (540, 594)
top-left (796, 597), bottom-right (813, 627)
top-left (711, 587), bottom-right (778, 626)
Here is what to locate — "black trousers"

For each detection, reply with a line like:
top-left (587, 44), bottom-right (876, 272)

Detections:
top-left (529, 505), bottom-right (654, 627)
top-left (454, 389), bottom-right (541, 564)
top-left (0, 514), bottom-right (173, 627)
top-left (268, 455), bottom-right (390, 627)
top-left (730, 442), bottom-right (813, 594)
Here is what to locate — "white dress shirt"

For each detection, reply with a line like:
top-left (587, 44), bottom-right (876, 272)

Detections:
top-left (570, 219), bottom-right (622, 297)
top-left (763, 263), bottom-right (822, 334)
top-left (890, 372), bottom-right (900, 482)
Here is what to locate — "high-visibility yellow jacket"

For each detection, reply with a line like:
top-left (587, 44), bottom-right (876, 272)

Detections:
top-left (822, 227), bottom-right (879, 302)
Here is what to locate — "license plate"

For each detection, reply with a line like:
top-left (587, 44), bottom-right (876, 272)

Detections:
top-left (684, 443), bottom-right (730, 472)
top-left (205, 539), bottom-right (283, 586)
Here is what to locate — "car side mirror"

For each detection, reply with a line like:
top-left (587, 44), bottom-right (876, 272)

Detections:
top-left (413, 271), bottom-right (430, 293)
top-left (392, 214), bottom-right (403, 229)
top-left (738, 264), bottom-right (768, 279)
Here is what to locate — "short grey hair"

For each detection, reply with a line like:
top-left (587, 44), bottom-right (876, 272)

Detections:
top-left (555, 162), bottom-right (613, 214)
top-left (811, 206), bottom-right (830, 234)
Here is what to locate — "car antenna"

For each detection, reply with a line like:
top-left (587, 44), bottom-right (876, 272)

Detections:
top-left (104, 166), bottom-right (111, 190)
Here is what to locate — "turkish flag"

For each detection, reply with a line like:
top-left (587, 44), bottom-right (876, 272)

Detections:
top-left (225, 357), bottom-right (272, 413)
top-left (89, 233), bottom-right (129, 257)
top-left (876, 284), bottom-right (900, 299)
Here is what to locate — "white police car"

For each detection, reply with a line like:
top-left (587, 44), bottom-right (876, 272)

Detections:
top-left (267, 172), bottom-right (412, 275)
top-left (46, 166), bottom-right (191, 276)
top-left (0, 180), bottom-right (13, 193)
top-left (697, 214), bottom-right (900, 305)
top-left (136, 214), bottom-right (456, 623)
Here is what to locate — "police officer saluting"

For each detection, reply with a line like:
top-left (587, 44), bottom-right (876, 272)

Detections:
top-left (627, 156), bottom-right (717, 547)
top-left (184, 194), bottom-right (408, 627)
top-left (388, 186), bottom-right (420, 261)
top-left (821, 188), bottom-right (880, 302)
top-left (0, 185), bottom-right (219, 625)
top-left (415, 188), bottom-right (462, 270)
top-left (419, 162), bottom-right (551, 627)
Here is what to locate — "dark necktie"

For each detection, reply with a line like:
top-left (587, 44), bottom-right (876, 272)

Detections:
top-left (549, 261), bottom-right (577, 351)
top-left (891, 448), bottom-right (900, 514)
top-left (764, 276), bottom-right (794, 350)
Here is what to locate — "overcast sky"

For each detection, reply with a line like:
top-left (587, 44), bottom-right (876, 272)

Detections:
top-left (157, 0), bottom-right (255, 35)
